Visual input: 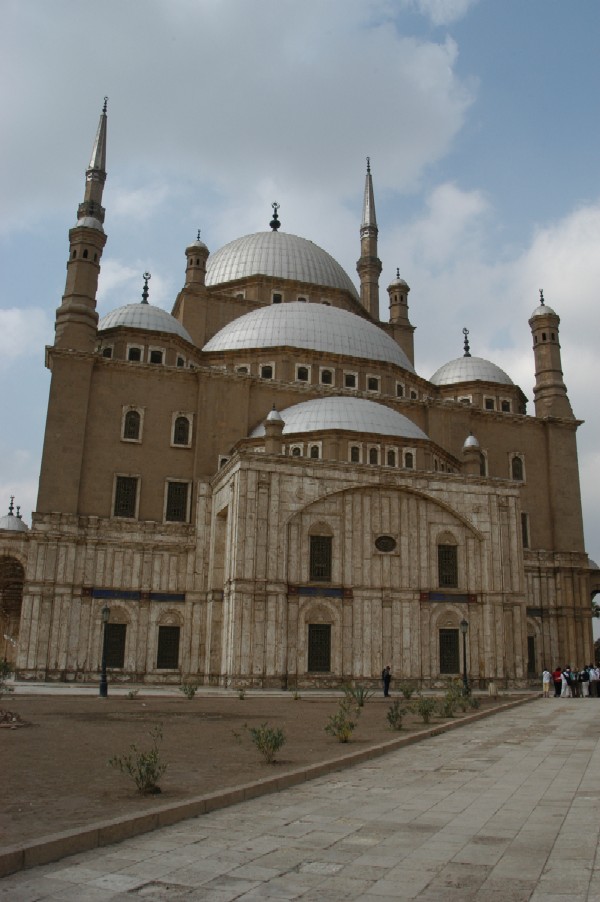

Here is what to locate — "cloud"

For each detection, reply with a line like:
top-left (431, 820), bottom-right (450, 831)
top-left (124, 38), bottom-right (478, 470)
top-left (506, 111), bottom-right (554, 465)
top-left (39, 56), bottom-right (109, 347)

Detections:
top-left (0, 308), bottom-right (52, 369)
top-left (411, 0), bottom-right (480, 26)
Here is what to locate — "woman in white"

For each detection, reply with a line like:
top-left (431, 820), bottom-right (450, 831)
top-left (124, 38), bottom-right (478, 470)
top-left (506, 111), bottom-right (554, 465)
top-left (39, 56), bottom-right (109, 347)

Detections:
top-left (561, 669), bottom-right (572, 698)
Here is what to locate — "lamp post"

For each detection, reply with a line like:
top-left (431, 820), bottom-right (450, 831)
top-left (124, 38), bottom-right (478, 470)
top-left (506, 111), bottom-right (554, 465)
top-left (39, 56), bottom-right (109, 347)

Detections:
top-left (460, 618), bottom-right (470, 696)
top-left (99, 605), bottom-right (110, 698)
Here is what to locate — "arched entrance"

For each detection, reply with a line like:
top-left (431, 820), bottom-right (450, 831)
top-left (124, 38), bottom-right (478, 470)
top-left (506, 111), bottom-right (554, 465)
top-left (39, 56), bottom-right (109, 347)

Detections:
top-left (0, 556), bottom-right (24, 666)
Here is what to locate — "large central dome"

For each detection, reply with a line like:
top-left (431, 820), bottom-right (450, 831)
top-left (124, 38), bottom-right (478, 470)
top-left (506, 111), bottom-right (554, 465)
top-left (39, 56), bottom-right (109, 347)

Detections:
top-left (206, 231), bottom-right (359, 298)
top-left (202, 302), bottom-right (416, 371)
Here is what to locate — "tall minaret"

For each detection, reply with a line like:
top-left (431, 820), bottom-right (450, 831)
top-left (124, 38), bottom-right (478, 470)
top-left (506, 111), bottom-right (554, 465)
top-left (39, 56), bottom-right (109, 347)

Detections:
top-left (529, 289), bottom-right (573, 418)
top-left (54, 99), bottom-right (108, 351)
top-left (356, 158), bottom-right (382, 320)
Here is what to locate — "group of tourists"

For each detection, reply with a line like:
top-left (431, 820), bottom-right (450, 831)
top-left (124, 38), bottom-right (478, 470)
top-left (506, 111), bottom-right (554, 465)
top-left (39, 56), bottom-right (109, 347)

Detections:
top-left (542, 665), bottom-right (600, 698)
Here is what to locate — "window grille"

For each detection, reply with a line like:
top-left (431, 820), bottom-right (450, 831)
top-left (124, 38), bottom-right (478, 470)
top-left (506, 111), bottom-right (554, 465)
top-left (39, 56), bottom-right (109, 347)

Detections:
top-left (307, 624), bottom-right (331, 672)
top-left (173, 416), bottom-right (190, 446)
top-left (367, 376), bottom-right (379, 391)
top-left (157, 626), bottom-right (180, 669)
top-left (114, 476), bottom-right (138, 518)
top-left (511, 456), bottom-right (524, 480)
top-left (310, 535), bottom-right (332, 582)
top-left (404, 451), bottom-right (414, 469)
top-left (387, 449), bottom-right (396, 467)
top-left (105, 623), bottom-right (126, 668)
top-left (166, 481), bottom-right (189, 522)
top-left (149, 350), bottom-right (163, 364)
top-left (297, 366), bottom-right (309, 382)
top-left (123, 410), bottom-right (140, 441)
top-left (369, 448), bottom-right (379, 465)
top-left (261, 365), bottom-right (273, 379)
top-left (439, 629), bottom-right (459, 673)
top-left (350, 446), bottom-right (360, 463)
top-left (128, 347), bottom-right (142, 362)
top-left (344, 372), bottom-right (356, 388)
top-left (438, 544), bottom-right (458, 588)
top-left (321, 369), bottom-right (333, 385)
top-left (310, 445), bottom-right (320, 459)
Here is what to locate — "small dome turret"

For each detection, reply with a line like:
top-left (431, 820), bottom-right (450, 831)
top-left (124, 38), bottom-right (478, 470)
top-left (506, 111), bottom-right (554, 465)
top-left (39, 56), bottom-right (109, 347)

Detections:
top-left (0, 497), bottom-right (29, 533)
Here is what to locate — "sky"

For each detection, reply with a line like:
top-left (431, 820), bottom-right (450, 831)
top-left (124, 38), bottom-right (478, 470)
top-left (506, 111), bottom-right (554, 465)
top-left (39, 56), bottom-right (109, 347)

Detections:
top-left (1, 0), bottom-right (600, 576)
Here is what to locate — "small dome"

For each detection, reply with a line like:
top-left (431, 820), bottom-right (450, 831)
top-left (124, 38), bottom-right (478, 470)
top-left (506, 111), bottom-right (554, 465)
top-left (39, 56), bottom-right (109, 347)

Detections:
top-left (463, 433), bottom-right (480, 451)
top-left (206, 231), bottom-right (359, 298)
top-left (98, 304), bottom-right (193, 343)
top-left (430, 356), bottom-right (513, 386)
top-left (75, 216), bottom-right (104, 231)
top-left (530, 303), bottom-right (557, 318)
top-left (388, 268), bottom-right (409, 289)
top-left (266, 407), bottom-right (284, 423)
top-left (203, 302), bottom-right (415, 371)
top-left (0, 508), bottom-right (29, 533)
top-left (250, 397), bottom-right (428, 440)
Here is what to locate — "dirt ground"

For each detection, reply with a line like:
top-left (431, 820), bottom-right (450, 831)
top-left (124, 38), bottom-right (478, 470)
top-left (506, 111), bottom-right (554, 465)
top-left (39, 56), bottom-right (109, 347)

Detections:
top-left (1, 691), bottom-right (517, 848)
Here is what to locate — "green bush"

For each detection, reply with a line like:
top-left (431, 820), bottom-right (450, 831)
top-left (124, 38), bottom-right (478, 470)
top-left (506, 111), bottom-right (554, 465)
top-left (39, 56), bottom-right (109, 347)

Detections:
top-left (399, 683), bottom-right (416, 701)
top-left (325, 698), bottom-right (358, 743)
top-left (238, 688), bottom-right (246, 700)
top-left (109, 725), bottom-right (167, 794)
top-left (438, 694), bottom-right (457, 718)
top-left (0, 658), bottom-right (13, 698)
top-left (126, 689), bottom-right (139, 699)
top-left (413, 696), bottom-right (437, 724)
top-left (248, 722), bottom-right (286, 763)
top-left (344, 684), bottom-right (373, 707)
top-left (386, 699), bottom-right (406, 730)
top-left (180, 682), bottom-right (198, 699)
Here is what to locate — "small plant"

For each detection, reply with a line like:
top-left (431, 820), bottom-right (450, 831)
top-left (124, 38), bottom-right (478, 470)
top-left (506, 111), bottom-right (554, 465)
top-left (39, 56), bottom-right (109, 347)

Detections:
top-left (292, 690), bottom-right (301, 700)
top-left (399, 683), bottom-right (416, 701)
top-left (325, 698), bottom-right (358, 743)
top-left (386, 699), bottom-right (406, 730)
top-left (344, 684), bottom-right (373, 708)
top-left (180, 682), bottom-right (198, 699)
top-left (238, 688), bottom-right (246, 700)
top-left (248, 722), bottom-right (286, 763)
top-left (413, 696), bottom-right (437, 724)
top-left (109, 725), bottom-right (167, 794)
top-left (438, 694), bottom-right (457, 718)
top-left (0, 658), bottom-right (13, 698)
top-left (127, 689), bottom-right (139, 699)
top-left (468, 695), bottom-right (480, 710)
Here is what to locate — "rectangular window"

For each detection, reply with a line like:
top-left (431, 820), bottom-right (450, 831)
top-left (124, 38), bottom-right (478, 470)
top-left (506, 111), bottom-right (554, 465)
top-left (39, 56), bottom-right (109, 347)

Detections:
top-left (114, 476), bottom-right (138, 518)
top-left (521, 512), bottom-right (530, 549)
top-left (157, 626), bottom-right (180, 669)
top-left (310, 535), bottom-right (332, 582)
top-left (105, 623), bottom-right (126, 668)
top-left (307, 624), bottom-right (331, 672)
top-left (344, 372), bottom-right (357, 389)
top-left (367, 375), bottom-right (380, 392)
top-left (438, 545), bottom-right (458, 588)
top-left (166, 481), bottom-right (189, 522)
top-left (484, 397), bottom-right (495, 410)
top-left (439, 629), bottom-right (459, 674)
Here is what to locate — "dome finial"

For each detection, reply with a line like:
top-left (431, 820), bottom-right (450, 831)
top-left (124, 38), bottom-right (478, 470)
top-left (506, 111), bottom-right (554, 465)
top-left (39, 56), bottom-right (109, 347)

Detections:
top-left (270, 202), bottom-right (281, 231)
top-left (102, 96), bottom-right (108, 114)
top-left (463, 327), bottom-right (471, 357)
top-left (366, 156), bottom-right (371, 174)
top-left (8, 496), bottom-right (14, 516)
top-left (197, 229), bottom-right (201, 241)
top-left (539, 288), bottom-right (545, 306)
top-left (141, 272), bottom-right (151, 304)
top-left (396, 267), bottom-right (400, 279)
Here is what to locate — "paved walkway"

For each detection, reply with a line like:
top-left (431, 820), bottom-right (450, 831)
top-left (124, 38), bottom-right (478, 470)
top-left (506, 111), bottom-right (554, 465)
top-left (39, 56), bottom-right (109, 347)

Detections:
top-left (2, 698), bottom-right (600, 901)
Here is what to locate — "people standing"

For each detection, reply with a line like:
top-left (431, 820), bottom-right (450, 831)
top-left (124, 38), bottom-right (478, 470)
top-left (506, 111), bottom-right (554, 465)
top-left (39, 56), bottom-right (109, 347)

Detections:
top-left (580, 665), bottom-right (590, 697)
top-left (552, 666), bottom-right (562, 697)
top-left (542, 669), bottom-right (551, 697)
top-left (561, 667), bottom-right (572, 698)
top-left (382, 664), bottom-right (391, 697)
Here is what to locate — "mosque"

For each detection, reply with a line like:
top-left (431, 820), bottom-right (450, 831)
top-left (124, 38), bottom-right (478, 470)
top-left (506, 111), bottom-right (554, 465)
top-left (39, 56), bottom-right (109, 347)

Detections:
top-left (0, 102), bottom-right (595, 687)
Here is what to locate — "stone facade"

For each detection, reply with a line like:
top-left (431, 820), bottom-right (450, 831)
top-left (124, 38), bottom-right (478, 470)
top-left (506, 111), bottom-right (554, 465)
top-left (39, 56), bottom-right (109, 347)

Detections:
top-left (0, 103), bottom-right (594, 687)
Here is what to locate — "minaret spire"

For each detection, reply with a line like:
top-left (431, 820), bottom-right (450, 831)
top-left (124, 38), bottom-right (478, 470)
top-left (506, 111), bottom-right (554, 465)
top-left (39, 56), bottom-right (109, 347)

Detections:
top-left (54, 99), bottom-right (109, 351)
top-left (356, 157), bottom-right (382, 320)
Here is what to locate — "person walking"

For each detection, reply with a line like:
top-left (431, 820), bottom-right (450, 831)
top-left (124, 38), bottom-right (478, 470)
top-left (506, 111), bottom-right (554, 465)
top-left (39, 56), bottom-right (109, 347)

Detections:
top-left (542, 669), bottom-right (552, 698)
top-left (382, 664), bottom-right (391, 697)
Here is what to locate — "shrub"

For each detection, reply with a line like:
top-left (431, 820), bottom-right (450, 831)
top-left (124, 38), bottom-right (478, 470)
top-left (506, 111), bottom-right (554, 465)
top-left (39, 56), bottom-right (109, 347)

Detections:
top-left (248, 722), bottom-right (286, 763)
top-left (413, 696), bottom-right (437, 724)
top-left (127, 689), bottom-right (139, 699)
top-left (0, 658), bottom-right (13, 698)
top-left (109, 725), bottom-right (167, 794)
top-left (292, 690), bottom-right (301, 700)
top-left (344, 684), bottom-right (373, 707)
top-left (438, 694), bottom-right (457, 718)
top-left (180, 682), bottom-right (198, 699)
top-left (386, 699), bottom-right (405, 730)
top-left (325, 698), bottom-right (358, 743)
top-left (238, 688), bottom-right (246, 700)
top-left (399, 683), bottom-right (416, 701)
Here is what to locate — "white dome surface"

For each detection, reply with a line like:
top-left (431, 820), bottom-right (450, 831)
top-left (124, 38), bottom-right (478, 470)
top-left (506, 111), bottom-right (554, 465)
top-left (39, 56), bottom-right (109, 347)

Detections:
top-left (430, 356), bottom-right (513, 386)
top-left (206, 231), bottom-right (359, 298)
top-left (98, 304), bottom-right (193, 343)
top-left (0, 513), bottom-right (29, 533)
top-left (203, 302), bottom-right (415, 371)
top-left (530, 303), bottom-right (557, 318)
top-left (251, 397), bottom-right (428, 439)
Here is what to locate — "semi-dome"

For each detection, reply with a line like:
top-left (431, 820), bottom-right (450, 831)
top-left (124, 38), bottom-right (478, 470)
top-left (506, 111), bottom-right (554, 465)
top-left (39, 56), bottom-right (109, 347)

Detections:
top-left (0, 501), bottom-right (29, 533)
top-left (250, 397), bottom-right (428, 440)
top-left (430, 356), bottom-right (513, 386)
top-left (203, 302), bottom-right (415, 372)
top-left (206, 231), bottom-right (359, 298)
top-left (98, 304), bottom-right (193, 343)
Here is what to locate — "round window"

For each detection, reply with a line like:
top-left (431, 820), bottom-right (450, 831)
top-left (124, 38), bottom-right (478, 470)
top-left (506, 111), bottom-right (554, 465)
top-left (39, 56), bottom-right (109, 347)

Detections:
top-left (375, 535), bottom-right (397, 553)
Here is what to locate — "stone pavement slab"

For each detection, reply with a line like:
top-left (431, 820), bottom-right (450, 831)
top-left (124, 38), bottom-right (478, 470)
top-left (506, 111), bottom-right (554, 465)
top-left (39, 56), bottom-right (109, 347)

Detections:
top-left (1, 698), bottom-right (600, 900)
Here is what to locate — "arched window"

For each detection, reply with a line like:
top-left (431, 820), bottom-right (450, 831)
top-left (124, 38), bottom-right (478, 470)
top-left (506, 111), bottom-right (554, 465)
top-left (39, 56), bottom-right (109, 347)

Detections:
top-left (321, 369), bottom-right (333, 385)
top-left (297, 366), bottom-right (310, 382)
top-left (438, 544), bottom-right (458, 588)
top-left (350, 445), bottom-right (360, 463)
top-left (123, 410), bottom-right (141, 441)
top-left (404, 451), bottom-right (414, 469)
top-left (310, 445), bottom-right (320, 459)
top-left (291, 446), bottom-right (302, 457)
top-left (173, 416), bottom-right (190, 446)
top-left (369, 447), bottom-right (379, 465)
top-left (387, 449), bottom-right (396, 467)
top-left (511, 456), bottom-right (524, 481)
